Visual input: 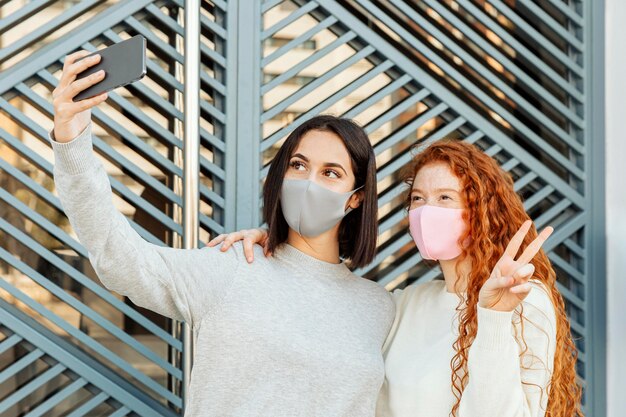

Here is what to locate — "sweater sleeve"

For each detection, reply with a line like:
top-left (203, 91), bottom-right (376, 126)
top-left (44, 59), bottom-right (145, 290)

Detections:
top-left (459, 283), bottom-right (557, 417)
top-left (51, 123), bottom-right (240, 327)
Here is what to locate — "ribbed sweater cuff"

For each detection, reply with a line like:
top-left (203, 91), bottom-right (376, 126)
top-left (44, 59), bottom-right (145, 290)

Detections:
top-left (474, 305), bottom-right (514, 349)
top-left (49, 124), bottom-right (95, 175)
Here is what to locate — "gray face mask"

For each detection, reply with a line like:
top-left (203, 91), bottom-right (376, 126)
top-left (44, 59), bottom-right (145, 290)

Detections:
top-left (280, 178), bottom-right (362, 237)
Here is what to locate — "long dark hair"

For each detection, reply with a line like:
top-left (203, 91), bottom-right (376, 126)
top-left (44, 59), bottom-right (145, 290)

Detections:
top-left (263, 115), bottom-right (378, 269)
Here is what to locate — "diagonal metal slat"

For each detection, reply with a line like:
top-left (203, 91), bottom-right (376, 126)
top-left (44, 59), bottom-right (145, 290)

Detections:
top-left (261, 59), bottom-right (394, 152)
top-left (25, 378), bottom-right (88, 417)
top-left (0, 218), bottom-right (184, 380)
top-left (315, 0), bottom-right (586, 208)
top-left (487, 0), bottom-right (584, 75)
top-left (0, 0), bottom-right (106, 64)
top-left (0, 363), bottom-right (66, 415)
top-left (354, 0), bottom-right (585, 180)
top-left (455, 0), bottom-right (584, 103)
top-left (0, 349), bottom-right (45, 385)
top-left (0, 0), bottom-right (55, 33)
top-left (0, 261), bottom-right (182, 408)
top-left (263, 15), bottom-right (338, 66)
top-left (262, 1), bottom-right (320, 40)
top-left (262, 45), bottom-right (376, 122)
top-left (422, 0), bottom-right (585, 127)
top-left (0, 334), bottom-right (22, 355)
top-left (65, 392), bottom-right (110, 417)
top-left (0, 181), bottom-right (184, 348)
top-left (0, 0), bottom-right (155, 94)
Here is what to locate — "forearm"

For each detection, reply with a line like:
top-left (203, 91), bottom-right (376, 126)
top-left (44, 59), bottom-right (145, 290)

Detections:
top-left (459, 306), bottom-right (550, 417)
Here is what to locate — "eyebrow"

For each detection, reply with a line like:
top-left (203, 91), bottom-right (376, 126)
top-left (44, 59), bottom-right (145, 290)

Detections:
top-left (291, 153), bottom-right (348, 175)
top-left (411, 187), bottom-right (460, 194)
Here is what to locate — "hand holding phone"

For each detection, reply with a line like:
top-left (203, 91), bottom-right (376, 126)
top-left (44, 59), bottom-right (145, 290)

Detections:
top-left (73, 35), bottom-right (146, 102)
top-left (52, 36), bottom-right (147, 143)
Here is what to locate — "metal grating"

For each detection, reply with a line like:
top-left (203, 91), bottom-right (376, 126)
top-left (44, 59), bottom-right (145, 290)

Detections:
top-left (0, 0), bottom-right (603, 415)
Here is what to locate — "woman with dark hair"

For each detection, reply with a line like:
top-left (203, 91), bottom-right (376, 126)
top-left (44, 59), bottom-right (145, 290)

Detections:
top-left (50, 51), bottom-right (394, 416)
top-left (215, 140), bottom-right (582, 416)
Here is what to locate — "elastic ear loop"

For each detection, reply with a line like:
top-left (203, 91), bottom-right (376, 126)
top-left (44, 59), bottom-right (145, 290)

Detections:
top-left (345, 184), bottom-right (365, 214)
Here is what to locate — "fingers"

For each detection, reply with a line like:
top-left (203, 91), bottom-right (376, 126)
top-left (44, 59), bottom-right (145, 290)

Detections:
top-left (53, 52), bottom-right (104, 117)
top-left (73, 91), bottom-right (108, 111)
top-left (512, 263), bottom-right (535, 283)
top-left (261, 235), bottom-right (272, 257)
top-left (58, 52), bottom-right (101, 92)
top-left (53, 91), bottom-right (107, 123)
top-left (220, 231), bottom-right (243, 252)
top-left (67, 69), bottom-right (105, 99)
top-left (486, 266), bottom-right (514, 290)
top-left (67, 53), bottom-right (101, 80)
top-left (207, 234), bottom-right (226, 247)
top-left (503, 220), bottom-right (532, 259)
top-left (516, 226), bottom-right (554, 265)
top-left (498, 264), bottom-right (534, 295)
top-left (243, 237), bottom-right (255, 263)
top-left (510, 282), bottom-right (532, 294)
top-left (62, 50), bottom-right (93, 73)
top-left (209, 229), bottom-right (271, 260)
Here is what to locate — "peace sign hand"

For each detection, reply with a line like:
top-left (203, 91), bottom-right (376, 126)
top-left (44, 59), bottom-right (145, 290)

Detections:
top-left (478, 220), bottom-right (554, 312)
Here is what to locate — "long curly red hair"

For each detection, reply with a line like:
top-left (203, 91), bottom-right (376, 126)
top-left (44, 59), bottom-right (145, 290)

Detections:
top-left (403, 140), bottom-right (582, 417)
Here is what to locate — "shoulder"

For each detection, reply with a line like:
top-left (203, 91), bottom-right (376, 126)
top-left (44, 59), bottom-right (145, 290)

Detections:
top-left (148, 241), bottom-right (242, 267)
top-left (391, 279), bottom-right (447, 306)
top-left (348, 276), bottom-right (395, 323)
top-left (199, 240), bottom-right (269, 261)
top-left (354, 276), bottom-right (394, 306)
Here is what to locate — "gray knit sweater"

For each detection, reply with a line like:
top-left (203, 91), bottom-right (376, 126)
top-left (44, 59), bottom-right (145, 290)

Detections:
top-left (51, 124), bottom-right (395, 417)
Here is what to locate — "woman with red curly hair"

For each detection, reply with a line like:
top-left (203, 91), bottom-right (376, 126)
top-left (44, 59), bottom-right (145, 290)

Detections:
top-left (375, 140), bottom-right (582, 417)
top-left (211, 139), bottom-right (582, 417)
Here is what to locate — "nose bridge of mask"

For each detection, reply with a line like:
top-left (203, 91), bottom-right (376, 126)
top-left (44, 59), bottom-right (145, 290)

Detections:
top-left (306, 180), bottom-right (356, 214)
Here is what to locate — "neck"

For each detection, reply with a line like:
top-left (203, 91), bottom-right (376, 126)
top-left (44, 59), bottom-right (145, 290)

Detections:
top-left (440, 257), bottom-right (472, 293)
top-left (286, 227), bottom-right (341, 264)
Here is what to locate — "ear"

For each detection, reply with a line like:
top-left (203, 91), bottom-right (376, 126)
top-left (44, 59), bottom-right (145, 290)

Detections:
top-left (347, 190), bottom-right (364, 210)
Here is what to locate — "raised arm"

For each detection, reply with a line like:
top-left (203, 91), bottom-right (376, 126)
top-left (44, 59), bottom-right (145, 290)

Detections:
top-left (460, 285), bottom-right (556, 417)
top-left (460, 221), bottom-right (557, 416)
top-left (51, 51), bottom-right (239, 326)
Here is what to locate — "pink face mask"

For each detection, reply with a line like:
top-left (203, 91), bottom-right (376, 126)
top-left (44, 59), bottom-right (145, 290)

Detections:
top-left (408, 205), bottom-right (466, 261)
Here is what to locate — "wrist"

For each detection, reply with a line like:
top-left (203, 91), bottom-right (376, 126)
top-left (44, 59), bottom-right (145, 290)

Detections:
top-left (474, 305), bottom-right (515, 349)
top-left (53, 129), bottom-right (77, 144)
top-left (49, 123), bottom-right (95, 174)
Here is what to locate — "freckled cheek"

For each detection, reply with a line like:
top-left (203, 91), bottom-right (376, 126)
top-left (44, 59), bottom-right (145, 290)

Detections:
top-left (409, 201), bottom-right (422, 210)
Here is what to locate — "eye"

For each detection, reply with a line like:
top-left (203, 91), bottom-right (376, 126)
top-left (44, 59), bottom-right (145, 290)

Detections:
top-left (440, 194), bottom-right (452, 201)
top-left (323, 169), bottom-right (341, 179)
top-left (290, 160), bottom-right (306, 171)
top-left (411, 195), bottom-right (423, 202)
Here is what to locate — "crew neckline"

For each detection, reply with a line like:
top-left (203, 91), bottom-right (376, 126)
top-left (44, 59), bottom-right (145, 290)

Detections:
top-left (273, 243), bottom-right (352, 277)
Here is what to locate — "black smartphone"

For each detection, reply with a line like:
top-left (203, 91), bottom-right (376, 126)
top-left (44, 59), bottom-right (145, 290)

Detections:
top-left (73, 35), bottom-right (147, 102)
